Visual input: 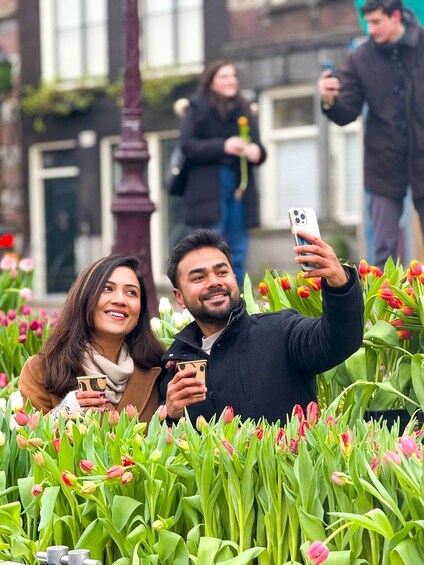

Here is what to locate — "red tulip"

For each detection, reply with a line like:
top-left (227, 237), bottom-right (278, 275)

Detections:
top-left (52, 438), bottom-right (61, 452)
top-left (400, 305), bottom-right (415, 316)
top-left (409, 260), bottom-right (423, 277)
top-left (32, 484), bottom-right (43, 496)
top-left (280, 276), bottom-right (291, 290)
top-left (340, 429), bottom-right (353, 458)
top-left (292, 404), bottom-right (304, 423)
top-left (289, 438), bottom-right (299, 454)
top-left (61, 472), bottom-right (77, 487)
top-left (388, 296), bottom-right (403, 309)
top-left (258, 282), bottom-right (269, 296)
top-left (377, 288), bottom-right (393, 301)
top-left (370, 265), bottom-right (383, 278)
top-left (307, 277), bottom-right (322, 291)
top-left (306, 541), bottom-right (329, 564)
top-left (358, 260), bottom-right (371, 279)
top-left (297, 286), bottom-right (311, 299)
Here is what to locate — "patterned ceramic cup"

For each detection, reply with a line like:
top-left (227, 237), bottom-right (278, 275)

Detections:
top-left (176, 360), bottom-right (207, 397)
top-left (76, 374), bottom-right (107, 393)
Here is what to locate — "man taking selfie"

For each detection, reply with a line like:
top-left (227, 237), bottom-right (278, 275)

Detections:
top-left (159, 229), bottom-right (364, 424)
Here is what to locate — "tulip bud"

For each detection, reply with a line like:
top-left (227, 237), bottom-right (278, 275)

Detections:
top-left (222, 440), bottom-right (235, 456)
top-left (258, 282), bottom-right (269, 296)
top-left (383, 450), bottom-right (401, 466)
top-left (133, 422), bottom-right (147, 435)
top-left (29, 320), bottom-right (39, 331)
top-left (28, 437), bottom-right (44, 448)
top-left (7, 309), bottom-right (16, 320)
top-left (21, 305), bottom-right (32, 316)
top-left (306, 540), bottom-right (329, 564)
top-left (166, 427), bottom-right (173, 444)
top-left (0, 373), bottom-right (7, 387)
top-left (280, 276), bottom-right (291, 290)
top-left (0, 431), bottom-right (5, 447)
top-left (358, 260), bottom-right (371, 279)
top-left (52, 438), bottom-right (61, 452)
top-left (289, 438), bottom-right (299, 455)
top-left (152, 519), bottom-right (164, 530)
top-left (253, 426), bottom-right (264, 440)
top-left (388, 296), bottom-right (403, 309)
top-left (150, 317), bottom-right (162, 336)
top-left (223, 406), bottom-right (234, 424)
top-left (16, 434), bottom-right (29, 448)
top-left (9, 391), bottom-right (24, 412)
top-left (149, 449), bottom-right (162, 463)
top-left (292, 404), bottom-right (305, 423)
top-left (108, 409), bottom-right (120, 426)
top-left (20, 287), bottom-right (33, 301)
top-left (28, 412), bottom-right (40, 431)
top-left (306, 401), bottom-right (319, 425)
top-left (125, 404), bottom-right (139, 420)
top-left (370, 455), bottom-right (380, 475)
top-left (120, 471), bottom-right (134, 484)
top-left (78, 423), bottom-right (87, 435)
top-left (307, 277), bottom-right (322, 291)
top-left (331, 471), bottom-right (350, 486)
top-left (409, 260), bottom-right (423, 278)
top-left (14, 410), bottom-right (30, 427)
top-left (80, 459), bottom-right (95, 472)
top-left (33, 452), bottom-right (45, 466)
top-left (106, 464), bottom-right (125, 479)
top-left (19, 258), bottom-right (34, 272)
top-left (171, 312), bottom-right (184, 330)
top-left (176, 439), bottom-right (189, 451)
top-left (80, 481), bottom-right (98, 494)
top-left (32, 484), bottom-right (43, 496)
top-left (297, 286), bottom-right (311, 299)
top-left (397, 436), bottom-right (417, 458)
top-left (121, 456), bottom-right (134, 467)
top-left (377, 288), bottom-right (394, 302)
top-left (61, 472), bottom-right (77, 487)
top-left (370, 265), bottom-right (383, 278)
top-left (196, 415), bottom-right (208, 431)
top-left (159, 297), bottom-right (172, 316)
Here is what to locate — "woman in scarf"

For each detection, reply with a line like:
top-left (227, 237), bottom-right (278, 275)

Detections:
top-left (19, 254), bottom-right (164, 421)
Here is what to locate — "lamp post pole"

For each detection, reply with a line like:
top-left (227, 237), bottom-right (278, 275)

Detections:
top-left (112, 0), bottom-right (158, 315)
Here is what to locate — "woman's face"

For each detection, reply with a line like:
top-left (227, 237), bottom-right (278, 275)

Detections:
top-left (210, 65), bottom-right (239, 98)
top-left (92, 266), bottom-right (141, 344)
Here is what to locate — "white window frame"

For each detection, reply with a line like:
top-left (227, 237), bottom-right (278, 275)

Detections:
top-left (259, 84), bottom-right (319, 228)
top-left (29, 140), bottom-right (79, 298)
top-left (39, 0), bottom-right (108, 85)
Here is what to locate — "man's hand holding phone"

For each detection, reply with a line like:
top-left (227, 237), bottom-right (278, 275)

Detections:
top-left (293, 230), bottom-right (348, 288)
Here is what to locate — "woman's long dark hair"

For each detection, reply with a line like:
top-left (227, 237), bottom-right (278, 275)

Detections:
top-left (41, 255), bottom-right (164, 397)
top-left (198, 59), bottom-right (250, 120)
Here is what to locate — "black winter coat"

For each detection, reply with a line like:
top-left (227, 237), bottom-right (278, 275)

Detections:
top-left (324, 10), bottom-right (424, 203)
top-left (180, 93), bottom-right (267, 227)
top-left (160, 267), bottom-right (364, 424)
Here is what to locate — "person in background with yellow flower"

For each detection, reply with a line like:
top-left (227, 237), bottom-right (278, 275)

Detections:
top-left (178, 60), bottom-right (267, 285)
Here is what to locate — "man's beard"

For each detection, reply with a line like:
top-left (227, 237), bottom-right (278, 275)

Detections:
top-left (188, 287), bottom-right (240, 324)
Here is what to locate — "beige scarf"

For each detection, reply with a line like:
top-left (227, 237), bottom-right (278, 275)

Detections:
top-left (82, 344), bottom-right (134, 406)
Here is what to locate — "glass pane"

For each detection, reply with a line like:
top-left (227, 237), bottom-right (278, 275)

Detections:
top-left (345, 132), bottom-right (361, 213)
top-left (86, 26), bottom-right (108, 76)
top-left (145, 15), bottom-right (174, 67)
top-left (43, 149), bottom-right (77, 169)
top-left (57, 31), bottom-right (82, 80)
top-left (179, 0), bottom-right (202, 7)
top-left (86, 0), bottom-right (106, 24)
top-left (56, 0), bottom-right (81, 30)
top-left (275, 138), bottom-right (320, 217)
top-left (178, 10), bottom-right (203, 65)
top-left (273, 97), bottom-right (314, 128)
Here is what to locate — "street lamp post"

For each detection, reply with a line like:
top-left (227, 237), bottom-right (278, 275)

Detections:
top-left (112, 0), bottom-right (158, 315)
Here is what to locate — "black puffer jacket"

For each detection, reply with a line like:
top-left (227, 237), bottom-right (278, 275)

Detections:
top-left (324, 10), bottom-right (424, 203)
top-left (160, 267), bottom-right (364, 424)
top-left (180, 93), bottom-right (267, 227)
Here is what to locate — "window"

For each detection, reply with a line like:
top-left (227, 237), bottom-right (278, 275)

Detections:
top-left (141, 0), bottom-right (204, 71)
top-left (259, 85), bottom-right (320, 226)
top-left (40, 0), bottom-right (108, 83)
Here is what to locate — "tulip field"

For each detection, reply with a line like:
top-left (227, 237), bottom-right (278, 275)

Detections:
top-left (1, 254), bottom-right (424, 564)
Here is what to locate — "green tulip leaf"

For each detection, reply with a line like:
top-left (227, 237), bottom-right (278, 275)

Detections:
top-left (157, 529), bottom-right (189, 564)
top-left (111, 496), bottom-right (143, 533)
top-left (411, 355), bottom-right (424, 411)
top-left (38, 486), bottom-right (60, 532)
top-left (220, 546), bottom-right (265, 564)
top-left (363, 320), bottom-right (399, 347)
top-left (345, 348), bottom-right (367, 384)
top-left (390, 538), bottom-right (424, 564)
top-left (242, 275), bottom-right (256, 315)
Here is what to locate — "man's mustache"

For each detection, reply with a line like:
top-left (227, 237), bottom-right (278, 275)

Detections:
top-left (200, 287), bottom-right (230, 301)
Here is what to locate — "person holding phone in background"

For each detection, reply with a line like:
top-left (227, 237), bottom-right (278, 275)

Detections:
top-left (177, 59), bottom-right (267, 286)
top-left (159, 228), bottom-right (364, 424)
top-left (319, 0), bottom-right (424, 269)
top-left (19, 255), bottom-right (165, 420)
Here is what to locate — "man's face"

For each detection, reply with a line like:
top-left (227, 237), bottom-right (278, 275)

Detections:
top-left (173, 247), bottom-right (240, 332)
top-left (365, 8), bottom-right (403, 44)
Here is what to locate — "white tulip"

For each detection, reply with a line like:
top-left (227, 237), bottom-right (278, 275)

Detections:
top-left (181, 309), bottom-right (193, 325)
top-left (9, 390), bottom-right (24, 412)
top-left (0, 398), bottom-right (6, 413)
top-left (158, 297), bottom-right (172, 316)
top-left (171, 312), bottom-right (184, 330)
top-left (150, 317), bottom-right (162, 336)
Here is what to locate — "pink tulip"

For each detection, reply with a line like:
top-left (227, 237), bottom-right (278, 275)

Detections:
top-left (7, 309), bottom-right (16, 320)
top-left (223, 405), bottom-right (234, 424)
top-left (222, 440), bottom-right (235, 456)
top-left (397, 436), bottom-right (417, 458)
top-left (80, 459), bottom-right (95, 472)
top-left (108, 409), bottom-right (120, 426)
top-left (289, 438), bottom-right (299, 454)
top-left (306, 401), bottom-right (319, 424)
top-left (120, 471), bottom-right (134, 484)
top-left (20, 288), bottom-right (33, 301)
top-left (52, 438), bottom-right (61, 452)
top-left (106, 465), bottom-right (125, 479)
top-left (331, 471), bottom-right (350, 486)
top-left (306, 541), bottom-right (329, 564)
top-left (125, 404), bottom-right (139, 419)
top-left (20, 305), bottom-right (32, 316)
top-left (18, 334), bottom-right (27, 343)
top-left (19, 258), bottom-right (34, 272)
top-left (14, 410), bottom-right (30, 427)
top-left (370, 455), bottom-right (380, 475)
top-left (0, 373), bottom-right (7, 387)
top-left (383, 450), bottom-right (401, 466)
top-left (32, 484), bottom-right (43, 496)
top-left (28, 412), bottom-right (39, 430)
top-left (29, 320), bottom-right (39, 331)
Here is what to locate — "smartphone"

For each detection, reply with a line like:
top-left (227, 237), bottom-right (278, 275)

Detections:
top-left (288, 207), bottom-right (321, 271)
top-left (320, 59), bottom-right (337, 78)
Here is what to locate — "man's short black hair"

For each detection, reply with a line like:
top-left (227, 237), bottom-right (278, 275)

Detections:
top-left (361, 0), bottom-right (403, 17)
top-left (167, 229), bottom-right (233, 288)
